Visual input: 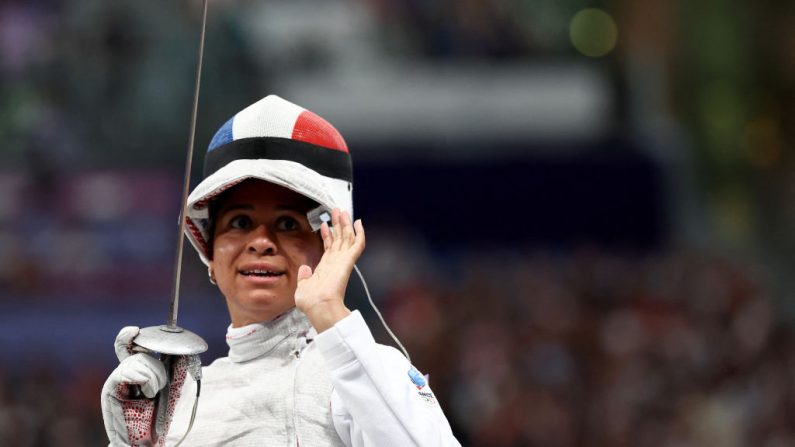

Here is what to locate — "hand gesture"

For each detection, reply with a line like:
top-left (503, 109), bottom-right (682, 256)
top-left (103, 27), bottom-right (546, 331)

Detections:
top-left (295, 208), bottom-right (365, 332)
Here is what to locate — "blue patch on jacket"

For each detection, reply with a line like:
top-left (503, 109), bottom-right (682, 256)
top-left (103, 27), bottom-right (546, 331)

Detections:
top-left (408, 367), bottom-right (426, 389)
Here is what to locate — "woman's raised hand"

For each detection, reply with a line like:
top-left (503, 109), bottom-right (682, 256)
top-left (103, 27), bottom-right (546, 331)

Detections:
top-left (295, 208), bottom-right (365, 333)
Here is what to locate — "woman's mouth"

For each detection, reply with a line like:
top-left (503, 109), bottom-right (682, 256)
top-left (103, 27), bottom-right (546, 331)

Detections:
top-left (240, 269), bottom-right (285, 277)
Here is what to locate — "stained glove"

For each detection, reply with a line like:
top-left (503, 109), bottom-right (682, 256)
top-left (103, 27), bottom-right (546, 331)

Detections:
top-left (101, 326), bottom-right (167, 446)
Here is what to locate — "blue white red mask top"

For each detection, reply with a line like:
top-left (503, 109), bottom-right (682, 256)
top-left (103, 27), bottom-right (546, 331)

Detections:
top-left (185, 95), bottom-right (353, 266)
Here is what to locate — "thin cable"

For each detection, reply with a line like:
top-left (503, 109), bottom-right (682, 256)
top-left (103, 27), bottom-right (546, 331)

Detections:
top-left (353, 264), bottom-right (411, 363)
top-left (174, 380), bottom-right (201, 447)
top-left (168, 0), bottom-right (209, 328)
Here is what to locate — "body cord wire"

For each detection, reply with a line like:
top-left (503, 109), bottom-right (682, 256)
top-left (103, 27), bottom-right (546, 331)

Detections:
top-left (354, 264), bottom-right (411, 363)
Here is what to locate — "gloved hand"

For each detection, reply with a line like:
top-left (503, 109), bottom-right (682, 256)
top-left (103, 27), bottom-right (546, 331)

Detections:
top-left (101, 326), bottom-right (167, 446)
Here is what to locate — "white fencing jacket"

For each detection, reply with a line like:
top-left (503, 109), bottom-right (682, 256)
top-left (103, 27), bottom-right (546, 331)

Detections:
top-left (164, 308), bottom-right (460, 446)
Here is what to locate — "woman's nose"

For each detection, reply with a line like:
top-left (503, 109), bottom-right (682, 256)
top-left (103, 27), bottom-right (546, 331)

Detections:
top-left (246, 225), bottom-right (277, 255)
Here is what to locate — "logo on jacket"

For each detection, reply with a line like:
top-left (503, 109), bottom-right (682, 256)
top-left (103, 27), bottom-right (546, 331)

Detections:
top-left (408, 367), bottom-right (438, 407)
top-left (408, 367), bottom-right (427, 390)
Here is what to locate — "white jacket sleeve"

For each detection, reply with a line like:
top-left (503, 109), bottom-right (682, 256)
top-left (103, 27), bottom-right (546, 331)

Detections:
top-left (314, 311), bottom-right (461, 447)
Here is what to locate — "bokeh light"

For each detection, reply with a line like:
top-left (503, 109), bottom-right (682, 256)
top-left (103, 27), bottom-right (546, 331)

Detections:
top-left (569, 8), bottom-right (618, 58)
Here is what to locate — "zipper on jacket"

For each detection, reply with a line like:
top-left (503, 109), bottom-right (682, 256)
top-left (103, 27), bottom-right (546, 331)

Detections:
top-left (293, 334), bottom-right (305, 446)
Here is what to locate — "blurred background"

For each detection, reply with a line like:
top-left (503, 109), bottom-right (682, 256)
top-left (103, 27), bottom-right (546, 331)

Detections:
top-left (1, 0), bottom-right (795, 445)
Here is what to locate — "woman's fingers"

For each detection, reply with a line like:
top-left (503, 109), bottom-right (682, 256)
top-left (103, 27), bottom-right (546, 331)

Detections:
top-left (354, 219), bottom-right (365, 250)
top-left (297, 264), bottom-right (313, 282)
top-left (320, 221), bottom-right (332, 251)
top-left (114, 326), bottom-right (140, 362)
top-left (324, 209), bottom-right (363, 253)
top-left (341, 211), bottom-right (355, 244)
top-left (331, 208), bottom-right (342, 249)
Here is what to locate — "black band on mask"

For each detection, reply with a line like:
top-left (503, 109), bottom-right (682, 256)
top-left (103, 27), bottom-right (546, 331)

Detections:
top-left (204, 137), bottom-right (353, 182)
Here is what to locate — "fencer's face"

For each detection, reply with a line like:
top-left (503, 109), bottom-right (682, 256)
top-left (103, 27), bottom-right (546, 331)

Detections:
top-left (210, 180), bottom-right (323, 327)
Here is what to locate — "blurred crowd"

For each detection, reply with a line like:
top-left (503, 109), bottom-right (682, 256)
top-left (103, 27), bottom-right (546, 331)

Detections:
top-left (0, 363), bottom-right (107, 446)
top-left (0, 0), bottom-right (263, 170)
top-left (365, 0), bottom-right (540, 58)
top-left (0, 171), bottom-right (180, 300)
top-left (1, 245), bottom-right (793, 446)
top-left (378, 248), bottom-right (795, 447)
top-left (0, 0), bottom-right (550, 170)
top-left (2, 0), bottom-right (795, 446)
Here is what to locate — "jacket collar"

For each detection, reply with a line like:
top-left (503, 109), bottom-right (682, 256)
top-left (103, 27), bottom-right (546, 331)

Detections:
top-left (225, 307), bottom-right (315, 363)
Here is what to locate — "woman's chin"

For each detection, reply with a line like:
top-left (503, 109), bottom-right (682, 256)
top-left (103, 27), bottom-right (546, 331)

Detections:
top-left (231, 292), bottom-right (294, 315)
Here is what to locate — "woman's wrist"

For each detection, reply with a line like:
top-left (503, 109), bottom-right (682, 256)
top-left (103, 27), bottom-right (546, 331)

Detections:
top-left (302, 301), bottom-right (351, 333)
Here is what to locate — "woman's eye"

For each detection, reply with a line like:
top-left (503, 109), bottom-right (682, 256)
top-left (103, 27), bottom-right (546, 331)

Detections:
top-left (276, 216), bottom-right (300, 231)
top-left (229, 215), bottom-right (252, 230)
